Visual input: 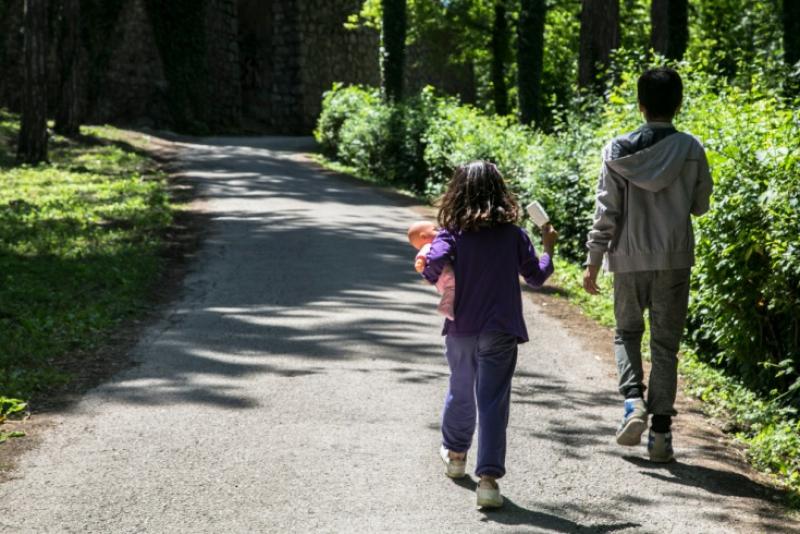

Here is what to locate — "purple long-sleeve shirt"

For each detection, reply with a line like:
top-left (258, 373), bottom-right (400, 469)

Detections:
top-left (421, 224), bottom-right (554, 343)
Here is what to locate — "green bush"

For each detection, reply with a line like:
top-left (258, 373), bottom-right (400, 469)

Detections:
top-left (422, 100), bottom-right (536, 196)
top-left (315, 84), bottom-right (381, 157)
top-left (688, 94), bottom-right (800, 400)
top-left (315, 85), bottom-right (435, 190)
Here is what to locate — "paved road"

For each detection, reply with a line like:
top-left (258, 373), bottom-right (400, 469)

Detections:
top-left (0, 138), bottom-right (793, 533)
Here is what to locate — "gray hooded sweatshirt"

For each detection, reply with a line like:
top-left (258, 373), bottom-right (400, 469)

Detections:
top-left (586, 123), bottom-right (713, 272)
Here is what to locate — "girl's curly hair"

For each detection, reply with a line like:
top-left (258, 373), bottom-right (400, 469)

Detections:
top-left (437, 161), bottom-right (520, 232)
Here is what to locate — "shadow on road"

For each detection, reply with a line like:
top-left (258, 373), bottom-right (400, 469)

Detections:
top-left (479, 496), bottom-right (640, 533)
top-left (90, 136), bottom-right (444, 410)
top-left (449, 477), bottom-right (640, 531)
top-left (622, 455), bottom-right (786, 500)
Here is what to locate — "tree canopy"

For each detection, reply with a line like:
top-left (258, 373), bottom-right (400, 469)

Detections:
top-left (350, 0), bottom-right (796, 127)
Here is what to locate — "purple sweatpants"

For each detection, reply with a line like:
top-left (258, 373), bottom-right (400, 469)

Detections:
top-left (441, 331), bottom-right (518, 478)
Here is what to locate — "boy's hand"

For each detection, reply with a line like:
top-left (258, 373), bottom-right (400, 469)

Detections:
top-left (583, 264), bottom-right (601, 295)
top-left (414, 257), bottom-right (426, 273)
top-left (541, 223), bottom-right (558, 256)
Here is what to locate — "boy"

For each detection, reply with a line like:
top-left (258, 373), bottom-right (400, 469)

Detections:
top-left (583, 68), bottom-right (713, 462)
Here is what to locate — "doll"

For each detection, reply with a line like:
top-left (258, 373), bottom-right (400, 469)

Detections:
top-left (407, 221), bottom-right (455, 321)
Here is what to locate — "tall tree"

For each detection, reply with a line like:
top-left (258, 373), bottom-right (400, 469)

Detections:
top-left (55, 0), bottom-right (82, 136)
top-left (17, 0), bottom-right (48, 164)
top-left (381, 0), bottom-right (407, 101)
top-left (517, 0), bottom-right (546, 126)
top-left (578, 0), bottom-right (619, 92)
top-left (491, 0), bottom-right (509, 115)
top-left (650, 0), bottom-right (688, 60)
top-left (785, 0), bottom-right (800, 69)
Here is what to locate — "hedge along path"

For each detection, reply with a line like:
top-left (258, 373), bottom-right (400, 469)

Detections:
top-left (0, 136), bottom-right (794, 533)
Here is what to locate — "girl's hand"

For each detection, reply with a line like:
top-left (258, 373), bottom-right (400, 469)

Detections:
top-left (541, 223), bottom-right (558, 256)
top-left (415, 257), bottom-right (426, 273)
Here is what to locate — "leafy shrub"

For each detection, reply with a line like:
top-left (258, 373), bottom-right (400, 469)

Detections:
top-left (336, 96), bottom-right (396, 179)
top-left (315, 84), bottom-right (381, 157)
top-left (422, 100), bottom-right (535, 196)
top-left (687, 93), bottom-right (800, 401)
top-left (315, 85), bottom-right (435, 190)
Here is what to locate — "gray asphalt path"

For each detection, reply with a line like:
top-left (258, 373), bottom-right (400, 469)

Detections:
top-left (0, 137), bottom-right (792, 533)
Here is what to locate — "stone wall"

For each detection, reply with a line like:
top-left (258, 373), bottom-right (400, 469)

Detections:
top-left (296, 0), bottom-right (380, 132)
top-left (406, 33), bottom-right (477, 104)
top-left (0, 0), bottom-right (382, 134)
top-left (238, 0), bottom-right (379, 133)
top-left (92, 0), bottom-right (168, 126)
top-left (238, 0), bottom-right (273, 128)
top-left (205, 0), bottom-right (242, 129)
top-left (269, 0), bottom-right (304, 133)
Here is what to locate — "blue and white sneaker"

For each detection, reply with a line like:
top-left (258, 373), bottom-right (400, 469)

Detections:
top-left (648, 430), bottom-right (675, 463)
top-left (615, 398), bottom-right (648, 446)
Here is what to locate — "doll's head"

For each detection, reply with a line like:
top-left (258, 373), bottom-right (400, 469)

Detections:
top-left (407, 220), bottom-right (437, 250)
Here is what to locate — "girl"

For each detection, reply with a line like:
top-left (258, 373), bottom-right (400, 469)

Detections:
top-left (421, 161), bottom-right (558, 508)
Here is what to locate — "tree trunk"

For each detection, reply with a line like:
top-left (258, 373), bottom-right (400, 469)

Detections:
top-left (651, 0), bottom-right (688, 61)
top-left (578, 0), bottom-right (619, 92)
top-left (517, 0), bottom-right (546, 126)
top-left (491, 0), bottom-right (509, 115)
top-left (55, 0), bottom-right (81, 136)
top-left (381, 0), bottom-right (406, 102)
top-left (17, 0), bottom-right (48, 164)
top-left (785, 0), bottom-right (800, 68)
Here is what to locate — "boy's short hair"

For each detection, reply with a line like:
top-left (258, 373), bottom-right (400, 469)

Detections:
top-left (637, 67), bottom-right (683, 119)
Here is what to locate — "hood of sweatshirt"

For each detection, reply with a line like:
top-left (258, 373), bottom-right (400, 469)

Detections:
top-left (605, 132), bottom-right (694, 193)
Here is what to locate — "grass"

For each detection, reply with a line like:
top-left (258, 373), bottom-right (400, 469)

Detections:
top-left (0, 431), bottom-right (26, 444)
top-left (0, 109), bottom-right (175, 411)
top-left (549, 259), bottom-right (614, 327)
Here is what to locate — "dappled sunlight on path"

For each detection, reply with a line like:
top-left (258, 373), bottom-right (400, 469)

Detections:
top-left (0, 136), bottom-right (793, 533)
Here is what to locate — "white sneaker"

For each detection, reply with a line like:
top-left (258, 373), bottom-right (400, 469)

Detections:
top-left (439, 445), bottom-right (466, 478)
top-left (476, 478), bottom-right (503, 509)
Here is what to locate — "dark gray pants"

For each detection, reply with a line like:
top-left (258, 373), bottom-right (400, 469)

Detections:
top-left (613, 269), bottom-right (691, 416)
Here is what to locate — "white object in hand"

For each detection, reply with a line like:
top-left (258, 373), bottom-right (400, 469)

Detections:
top-left (526, 201), bottom-right (550, 228)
